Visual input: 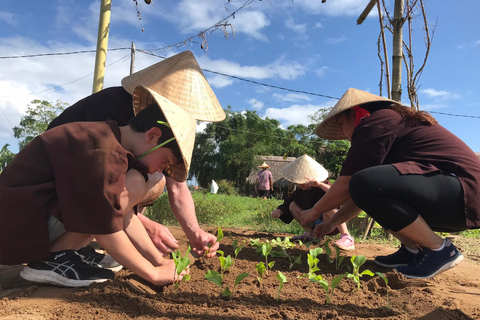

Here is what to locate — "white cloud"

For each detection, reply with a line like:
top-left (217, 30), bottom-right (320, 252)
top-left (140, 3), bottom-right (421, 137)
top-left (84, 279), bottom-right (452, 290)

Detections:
top-left (153, 0), bottom-right (270, 42)
top-left (0, 11), bottom-right (17, 27)
top-left (420, 88), bottom-right (461, 100)
top-left (285, 18), bottom-right (307, 35)
top-left (247, 98), bottom-right (265, 110)
top-left (197, 55), bottom-right (307, 82)
top-left (315, 66), bottom-right (329, 78)
top-left (272, 93), bottom-right (312, 103)
top-left (264, 103), bottom-right (330, 127)
top-left (314, 22), bottom-right (323, 29)
top-left (325, 35), bottom-right (347, 45)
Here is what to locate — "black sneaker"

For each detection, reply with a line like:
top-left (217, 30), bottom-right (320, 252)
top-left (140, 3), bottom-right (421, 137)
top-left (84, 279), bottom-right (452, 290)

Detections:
top-left (375, 245), bottom-right (417, 268)
top-left (20, 250), bottom-right (115, 287)
top-left (395, 239), bottom-right (463, 279)
top-left (77, 245), bottom-right (123, 272)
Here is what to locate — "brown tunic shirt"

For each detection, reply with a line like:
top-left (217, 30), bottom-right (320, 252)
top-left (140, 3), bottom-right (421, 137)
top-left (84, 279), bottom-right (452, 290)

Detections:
top-left (340, 108), bottom-right (480, 228)
top-left (0, 121), bottom-right (141, 265)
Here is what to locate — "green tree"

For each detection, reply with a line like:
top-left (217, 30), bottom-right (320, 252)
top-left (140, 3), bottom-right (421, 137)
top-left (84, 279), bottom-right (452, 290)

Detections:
top-left (0, 144), bottom-right (16, 173)
top-left (13, 99), bottom-right (68, 150)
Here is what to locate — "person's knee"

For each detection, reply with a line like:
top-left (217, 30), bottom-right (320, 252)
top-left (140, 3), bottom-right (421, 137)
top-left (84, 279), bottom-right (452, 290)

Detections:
top-left (349, 169), bottom-right (375, 208)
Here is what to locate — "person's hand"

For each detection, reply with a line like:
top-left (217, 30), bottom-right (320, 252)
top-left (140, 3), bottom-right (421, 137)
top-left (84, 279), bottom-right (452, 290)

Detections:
top-left (271, 209), bottom-right (283, 219)
top-left (300, 208), bottom-right (319, 230)
top-left (188, 229), bottom-right (219, 258)
top-left (312, 219), bottom-right (336, 239)
top-left (304, 177), bottom-right (323, 188)
top-left (145, 221), bottom-right (179, 255)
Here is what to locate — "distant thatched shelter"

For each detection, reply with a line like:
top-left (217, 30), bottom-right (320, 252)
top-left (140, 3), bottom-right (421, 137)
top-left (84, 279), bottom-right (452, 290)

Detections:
top-left (246, 156), bottom-right (296, 198)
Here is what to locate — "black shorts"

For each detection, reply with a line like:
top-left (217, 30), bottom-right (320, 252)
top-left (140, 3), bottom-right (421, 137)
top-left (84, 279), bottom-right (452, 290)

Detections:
top-left (258, 189), bottom-right (271, 198)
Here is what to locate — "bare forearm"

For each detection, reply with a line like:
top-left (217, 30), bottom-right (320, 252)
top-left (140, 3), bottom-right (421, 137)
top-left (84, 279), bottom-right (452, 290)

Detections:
top-left (329, 200), bottom-right (363, 226)
top-left (167, 178), bottom-right (201, 237)
top-left (123, 211), bottom-right (164, 265)
top-left (311, 175), bottom-right (351, 216)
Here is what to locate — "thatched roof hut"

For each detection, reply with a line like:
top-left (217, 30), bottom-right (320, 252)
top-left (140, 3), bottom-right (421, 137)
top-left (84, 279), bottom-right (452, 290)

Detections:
top-left (246, 156), bottom-right (296, 198)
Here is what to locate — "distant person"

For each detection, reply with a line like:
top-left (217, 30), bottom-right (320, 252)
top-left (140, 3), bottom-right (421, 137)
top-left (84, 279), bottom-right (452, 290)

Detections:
top-left (0, 85), bottom-right (195, 287)
top-left (304, 88), bottom-right (480, 279)
top-left (271, 155), bottom-right (354, 250)
top-left (256, 162), bottom-right (273, 199)
top-left (47, 50), bottom-right (224, 262)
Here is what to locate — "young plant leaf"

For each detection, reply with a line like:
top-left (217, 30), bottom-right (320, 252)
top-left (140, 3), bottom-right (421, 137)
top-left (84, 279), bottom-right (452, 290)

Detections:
top-left (205, 270), bottom-right (223, 287)
top-left (276, 271), bottom-right (287, 301)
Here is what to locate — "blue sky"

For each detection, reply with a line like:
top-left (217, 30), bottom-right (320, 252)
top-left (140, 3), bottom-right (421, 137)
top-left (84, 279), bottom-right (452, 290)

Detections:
top-left (1, 0), bottom-right (479, 153)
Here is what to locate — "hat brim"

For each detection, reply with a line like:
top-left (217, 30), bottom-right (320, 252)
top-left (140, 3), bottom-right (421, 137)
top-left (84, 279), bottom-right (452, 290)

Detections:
top-left (123, 50), bottom-right (225, 122)
top-left (132, 85), bottom-right (196, 182)
top-left (280, 155), bottom-right (328, 184)
top-left (316, 88), bottom-right (396, 140)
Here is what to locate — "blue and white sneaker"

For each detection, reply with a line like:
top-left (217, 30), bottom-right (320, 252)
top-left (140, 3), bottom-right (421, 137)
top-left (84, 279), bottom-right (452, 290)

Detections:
top-left (78, 245), bottom-right (123, 272)
top-left (395, 239), bottom-right (463, 279)
top-left (375, 244), bottom-right (417, 268)
top-left (20, 250), bottom-right (115, 287)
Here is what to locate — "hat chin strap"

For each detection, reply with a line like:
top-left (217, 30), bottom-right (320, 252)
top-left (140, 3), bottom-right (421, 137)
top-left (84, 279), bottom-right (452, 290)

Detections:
top-left (137, 137), bottom-right (176, 159)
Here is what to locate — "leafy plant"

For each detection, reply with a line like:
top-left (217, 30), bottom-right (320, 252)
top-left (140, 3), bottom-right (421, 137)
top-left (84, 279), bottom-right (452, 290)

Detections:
top-left (276, 271), bottom-right (287, 301)
top-left (376, 272), bottom-right (391, 308)
top-left (260, 242), bottom-right (275, 275)
top-left (217, 250), bottom-right (233, 278)
top-left (310, 274), bottom-right (345, 304)
top-left (255, 262), bottom-right (266, 284)
top-left (271, 236), bottom-right (295, 249)
top-left (305, 247), bottom-right (323, 280)
top-left (333, 245), bottom-right (345, 270)
top-left (322, 239), bottom-right (345, 270)
top-left (345, 255), bottom-right (374, 290)
top-left (171, 245), bottom-right (192, 290)
top-left (205, 270), bottom-right (249, 298)
top-left (271, 246), bottom-right (302, 271)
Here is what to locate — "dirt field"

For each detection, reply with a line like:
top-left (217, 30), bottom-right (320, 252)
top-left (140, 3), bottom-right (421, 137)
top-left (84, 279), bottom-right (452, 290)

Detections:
top-left (1, 227), bottom-right (479, 320)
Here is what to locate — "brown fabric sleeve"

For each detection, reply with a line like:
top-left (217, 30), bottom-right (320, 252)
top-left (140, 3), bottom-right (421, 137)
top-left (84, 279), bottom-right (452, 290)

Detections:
top-left (340, 112), bottom-right (399, 176)
top-left (54, 149), bottom-right (127, 234)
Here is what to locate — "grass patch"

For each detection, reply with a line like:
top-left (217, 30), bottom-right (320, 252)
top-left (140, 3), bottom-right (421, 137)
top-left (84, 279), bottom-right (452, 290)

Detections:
top-left (145, 192), bottom-right (304, 235)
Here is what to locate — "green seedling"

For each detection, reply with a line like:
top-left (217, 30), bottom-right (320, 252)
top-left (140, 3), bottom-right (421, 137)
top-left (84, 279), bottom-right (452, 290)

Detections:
top-left (276, 271), bottom-right (287, 301)
top-left (305, 247), bottom-right (323, 279)
top-left (260, 243), bottom-right (275, 274)
top-left (322, 239), bottom-right (334, 263)
top-left (228, 234), bottom-right (245, 273)
top-left (171, 245), bottom-right (192, 290)
top-left (204, 226), bottom-right (224, 257)
top-left (230, 234), bottom-right (245, 259)
top-left (271, 247), bottom-right (302, 271)
top-left (310, 274), bottom-right (345, 304)
top-left (271, 236), bottom-right (295, 249)
top-left (345, 255), bottom-right (374, 290)
top-left (255, 261), bottom-right (266, 284)
top-left (204, 270), bottom-right (249, 298)
top-left (376, 272), bottom-right (391, 308)
top-left (334, 246), bottom-right (345, 270)
top-left (217, 250), bottom-right (233, 278)
top-left (249, 238), bottom-right (262, 248)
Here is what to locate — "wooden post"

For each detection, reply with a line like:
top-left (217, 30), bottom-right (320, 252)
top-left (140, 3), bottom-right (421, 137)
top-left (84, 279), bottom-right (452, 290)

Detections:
top-left (130, 42), bottom-right (136, 75)
top-left (377, 1), bottom-right (391, 99)
top-left (391, 0), bottom-right (404, 102)
top-left (92, 0), bottom-right (111, 94)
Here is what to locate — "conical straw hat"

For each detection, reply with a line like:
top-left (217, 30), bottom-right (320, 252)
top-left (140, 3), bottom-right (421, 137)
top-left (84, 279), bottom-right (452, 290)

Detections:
top-left (122, 50), bottom-right (225, 122)
top-left (258, 162), bottom-right (270, 169)
top-left (316, 88), bottom-right (396, 140)
top-left (281, 155), bottom-right (328, 184)
top-left (132, 85), bottom-right (196, 182)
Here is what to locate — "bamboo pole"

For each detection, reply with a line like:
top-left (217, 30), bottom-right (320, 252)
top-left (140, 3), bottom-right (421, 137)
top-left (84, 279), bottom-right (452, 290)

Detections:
top-left (377, 1), bottom-right (391, 99)
top-left (391, 0), bottom-right (404, 102)
top-left (92, 0), bottom-right (112, 94)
